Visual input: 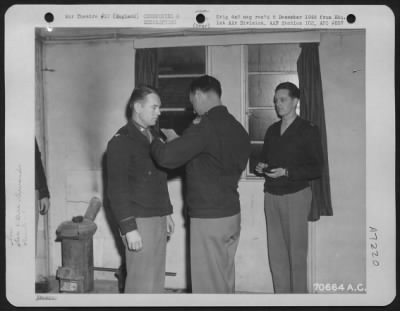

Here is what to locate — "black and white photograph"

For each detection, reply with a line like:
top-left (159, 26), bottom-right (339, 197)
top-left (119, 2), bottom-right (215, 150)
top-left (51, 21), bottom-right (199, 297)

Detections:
top-left (5, 4), bottom-right (395, 307)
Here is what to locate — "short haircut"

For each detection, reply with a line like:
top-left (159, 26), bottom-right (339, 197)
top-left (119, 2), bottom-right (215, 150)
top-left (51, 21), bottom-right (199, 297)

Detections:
top-left (189, 75), bottom-right (222, 98)
top-left (126, 85), bottom-right (159, 119)
top-left (128, 85), bottom-right (159, 108)
top-left (275, 82), bottom-right (300, 99)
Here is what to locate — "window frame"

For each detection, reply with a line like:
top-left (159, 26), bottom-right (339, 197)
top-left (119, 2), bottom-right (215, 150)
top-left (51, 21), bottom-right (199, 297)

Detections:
top-left (133, 32), bottom-right (320, 179)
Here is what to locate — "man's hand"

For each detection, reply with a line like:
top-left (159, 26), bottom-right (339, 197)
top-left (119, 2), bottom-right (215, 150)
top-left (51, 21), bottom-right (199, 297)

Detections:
top-left (167, 215), bottom-right (175, 236)
top-left (161, 128), bottom-right (180, 142)
top-left (192, 115), bottom-right (202, 125)
top-left (255, 162), bottom-right (268, 175)
top-left (39, 197), bottom-right (50, 215)
top-left (265, 168), bottom-right (286, 179)
top-left (125, 230), bottom-right (143, 251)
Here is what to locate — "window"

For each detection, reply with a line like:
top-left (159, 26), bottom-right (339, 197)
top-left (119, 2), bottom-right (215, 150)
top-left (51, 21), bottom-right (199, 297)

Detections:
top-left (157, 46), bottom-right (206, 135)
top-left (246, 44), bottom-right (301, 177)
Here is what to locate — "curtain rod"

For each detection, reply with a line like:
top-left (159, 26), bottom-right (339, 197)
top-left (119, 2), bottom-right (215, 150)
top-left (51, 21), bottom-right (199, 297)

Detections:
top-left (38, 29), bottom-right (363, 45)
top-left (133, 31), bottom-right (322, 49)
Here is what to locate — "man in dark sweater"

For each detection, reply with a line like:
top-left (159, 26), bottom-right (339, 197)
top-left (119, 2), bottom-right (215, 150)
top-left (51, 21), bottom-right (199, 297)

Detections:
top-left (35, 139), bottom-right (50, 228)
top-left (35, 138), bottom-right (50, 290)
top-left (106, 86), bottom-right (174, 293)
top-left (255, 82), bottom-right (323, 293)
top-left (151, 75), bottom-right (251, 293)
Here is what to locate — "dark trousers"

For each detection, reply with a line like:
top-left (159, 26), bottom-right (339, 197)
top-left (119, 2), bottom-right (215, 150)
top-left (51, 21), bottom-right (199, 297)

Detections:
top-left (264, 187), bottom-right (312, 293)
top-left (190, 213), bottom-right (241, 293)
top-left (124, 216), bottom-right (167, 293)
top-left (35, 191), bottom-right (39, 279)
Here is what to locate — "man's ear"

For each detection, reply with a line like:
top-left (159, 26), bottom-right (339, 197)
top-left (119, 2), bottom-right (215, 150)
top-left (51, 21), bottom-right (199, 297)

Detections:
top-left (132, 101), bottom-right (141, 114)
top-left (192, 90), bottom-right (200, 101)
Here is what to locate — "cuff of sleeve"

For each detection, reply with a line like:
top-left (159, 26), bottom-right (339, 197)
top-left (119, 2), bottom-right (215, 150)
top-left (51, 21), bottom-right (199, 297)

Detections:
top-left (119, 217), bottom-right (137, 235)
top-left (38, 188), bottom-right (50, 200)
top-left (286, 167), bottom-right (292, 180)
top-left (286, 167), bottom-right (299, 181)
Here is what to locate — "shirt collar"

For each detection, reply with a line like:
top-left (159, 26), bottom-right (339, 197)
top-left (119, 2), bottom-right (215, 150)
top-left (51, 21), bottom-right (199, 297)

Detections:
top-left (204, 105), bottom-right (227, 116)
top-left (276, 116), bottom-right (301, 135)
top-left (132, 119), bottom-right (148, 132)
top-left (127, 120), bottom-right (149, 140)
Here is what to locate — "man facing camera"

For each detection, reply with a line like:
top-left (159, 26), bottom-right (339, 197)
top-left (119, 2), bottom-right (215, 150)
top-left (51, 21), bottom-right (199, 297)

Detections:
top-left (106, 86), bottom-right (174, 293)
top-left (151, 75), bottom-right (251, 293)
top-left (255, 82), bottom-right (323, 293)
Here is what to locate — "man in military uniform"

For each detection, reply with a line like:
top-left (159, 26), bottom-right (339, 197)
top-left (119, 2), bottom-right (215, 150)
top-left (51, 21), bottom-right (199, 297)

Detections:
top-left (255, 82), bottom-right (324, 293)
top-left (151, 75), bottom-right (251, 293)
top-left (35, 138), bottom-right (50, 292)
top-left (106, 86), bottom-right (174, 293)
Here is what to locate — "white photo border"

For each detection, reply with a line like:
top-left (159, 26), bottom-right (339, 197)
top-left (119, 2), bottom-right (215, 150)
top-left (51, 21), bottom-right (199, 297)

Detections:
top-left (4, 4), bottom-right (396, 307)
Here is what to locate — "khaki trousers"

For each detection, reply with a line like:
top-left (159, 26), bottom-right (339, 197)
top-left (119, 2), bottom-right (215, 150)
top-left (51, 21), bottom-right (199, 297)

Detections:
top-left (264, 187), bottom-right (312, 293)
top-left (124, 216), bottom-right (167, 293)
top-left (190, 213), bottom-right (241, 293)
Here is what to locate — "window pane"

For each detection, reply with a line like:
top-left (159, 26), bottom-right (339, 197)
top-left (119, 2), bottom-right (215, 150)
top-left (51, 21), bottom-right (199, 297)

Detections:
top-left (248, 44), bottom-right (301, 72)
top-left (158, 110), bottom-right (196, 136)
top-left (248, 144), bottom-right (263, 175)
top-left (159, 77), bottom-right (197, 109)
top-left (158, 46), bottom-right (206, 75)
top-left (248, 109), bottom-right (279, 141)
top-left (248, 73), bottom-right (299, 107)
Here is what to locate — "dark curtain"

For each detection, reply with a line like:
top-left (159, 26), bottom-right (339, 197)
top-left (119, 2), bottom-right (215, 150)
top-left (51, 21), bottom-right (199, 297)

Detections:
top-left (126, 48), bottom-right (159, 121)
top-left (134, 48), bottom-right (158, 88)
top-left (297, 43), bottom-right (333, 221)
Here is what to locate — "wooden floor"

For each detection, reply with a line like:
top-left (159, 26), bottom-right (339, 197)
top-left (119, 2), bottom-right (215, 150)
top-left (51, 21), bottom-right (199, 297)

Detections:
top-left (43, 276), bottom-right (264, 294)
top-left (45, 277), bottom-right (186, 294)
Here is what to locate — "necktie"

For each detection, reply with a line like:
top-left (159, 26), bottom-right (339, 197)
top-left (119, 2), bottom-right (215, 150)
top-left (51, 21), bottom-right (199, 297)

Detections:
top-left (143, 128), bottom-right (153, 143)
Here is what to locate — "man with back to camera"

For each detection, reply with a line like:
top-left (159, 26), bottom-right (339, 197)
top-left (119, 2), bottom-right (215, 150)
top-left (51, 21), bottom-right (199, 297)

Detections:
top-left (151, 75), bottom-right (251, 293)
top-left (106, 86), bottom-right (175, 293)
top-left (255, 82), bottom-right (323, 293)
